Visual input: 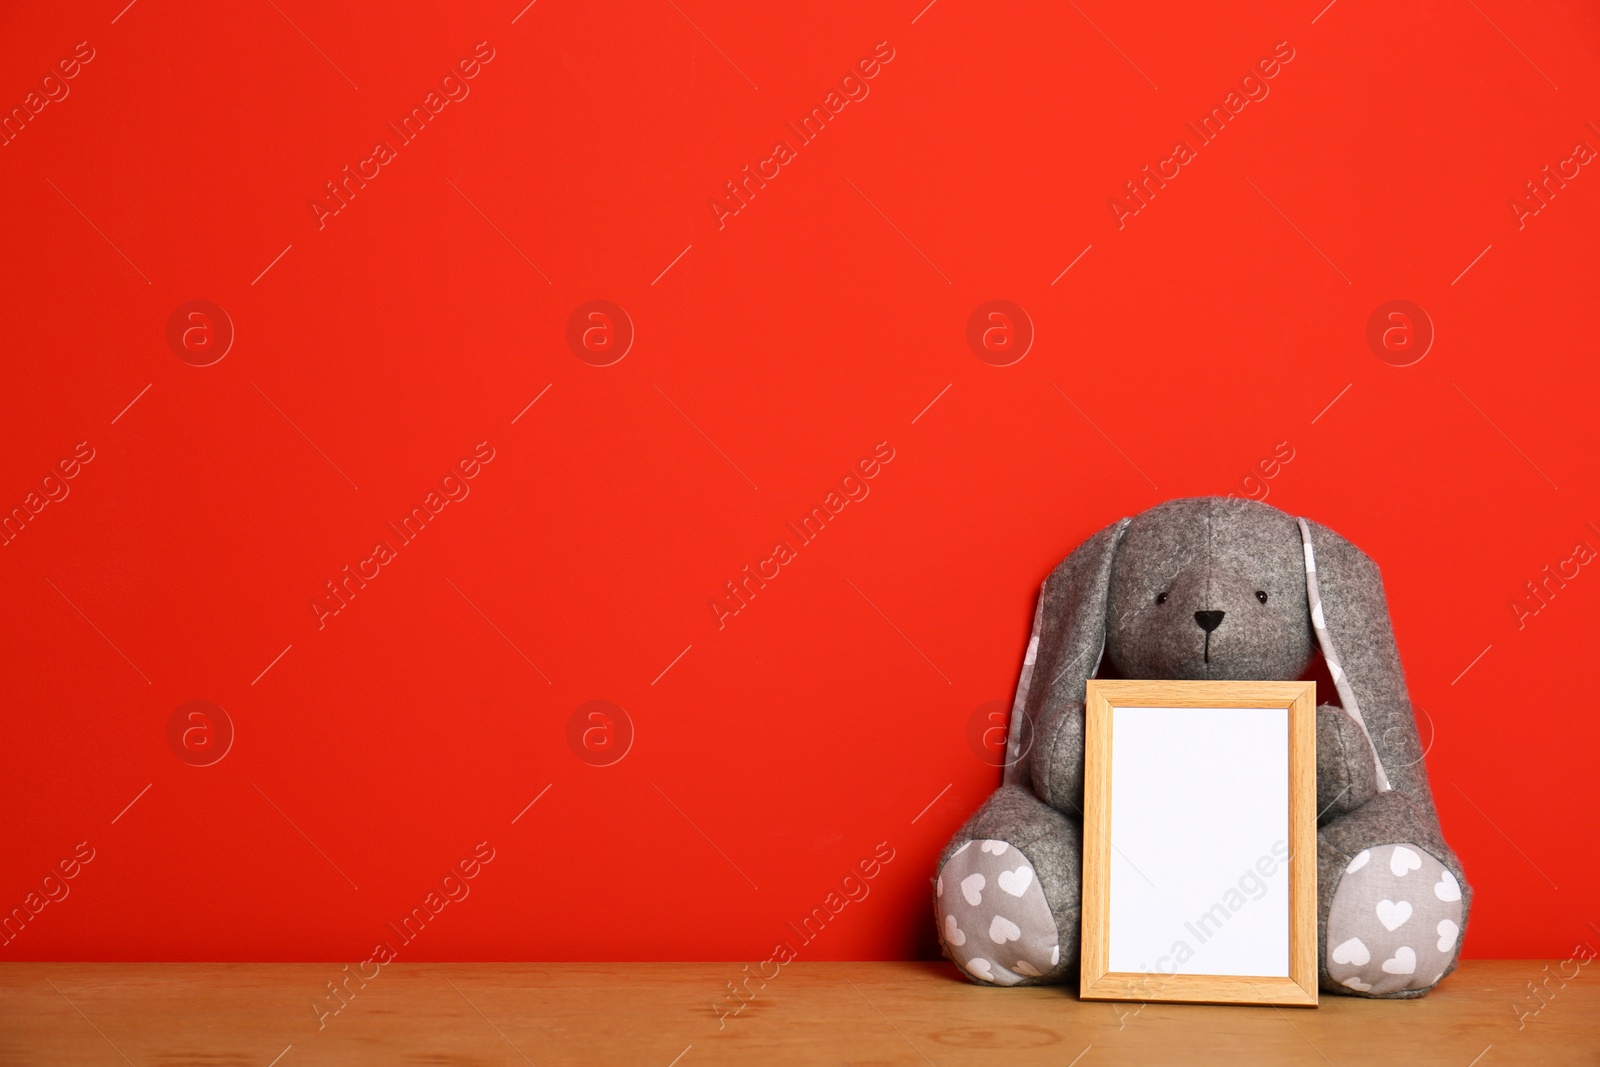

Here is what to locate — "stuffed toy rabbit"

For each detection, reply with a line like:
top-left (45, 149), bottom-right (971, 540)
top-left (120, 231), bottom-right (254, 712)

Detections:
top-left (934, 497), bottom-right (1469, 998)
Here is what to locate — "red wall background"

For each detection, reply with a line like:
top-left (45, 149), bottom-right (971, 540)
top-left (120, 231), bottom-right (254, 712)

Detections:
top-left (1, 0), bottom-right (1597, 966)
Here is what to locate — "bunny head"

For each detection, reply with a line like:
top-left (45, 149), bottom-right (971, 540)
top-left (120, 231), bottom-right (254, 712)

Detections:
top-left (1001, 495), bottom-right (1435, 806)
top-left (1105, 497), bottom-right (1315, 683)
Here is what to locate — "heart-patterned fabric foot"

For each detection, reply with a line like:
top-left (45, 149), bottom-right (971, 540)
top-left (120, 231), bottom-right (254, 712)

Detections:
top-left (1325, 842), bottom-right (1463, 996)
top-left (936, 838), bottom-right (1059, 986)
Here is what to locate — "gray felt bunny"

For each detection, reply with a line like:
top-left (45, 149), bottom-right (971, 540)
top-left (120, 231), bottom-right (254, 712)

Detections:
top-left (934, 497), bottom-right (1470, 998)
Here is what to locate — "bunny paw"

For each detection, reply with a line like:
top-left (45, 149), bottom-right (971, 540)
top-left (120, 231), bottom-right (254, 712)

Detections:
top-left (936, 839), bottom-right (1059, 986)
top-left (1326, 843), bottom-right (1463, 996)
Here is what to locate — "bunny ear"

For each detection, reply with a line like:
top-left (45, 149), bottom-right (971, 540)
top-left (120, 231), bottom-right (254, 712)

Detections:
top-left (1002, 517), bottom-right (1131, 789)
top-left (1297, 517), bottom-right (1390, 792)
top-left (1298, 518), bottom-right (1442, 813)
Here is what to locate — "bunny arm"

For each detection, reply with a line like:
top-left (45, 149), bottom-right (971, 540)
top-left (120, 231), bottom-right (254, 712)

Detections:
top-left (1316, 703), bottom-right (1378, 821)
top-left (1029, 700), bottom-right (1381, 820)
top-left (1030, 698), bottom-right (1087, 816)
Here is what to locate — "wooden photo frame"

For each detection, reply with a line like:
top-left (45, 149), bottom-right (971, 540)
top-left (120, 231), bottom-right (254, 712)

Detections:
top-left (1080, 680), bottom-right (1318, 1007)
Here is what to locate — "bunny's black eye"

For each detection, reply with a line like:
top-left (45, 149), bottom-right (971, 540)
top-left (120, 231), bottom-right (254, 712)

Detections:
top-left (1156, 592), bottom-right (1168, 605)
top-left (1255, 590), bottom-right (1268, 604)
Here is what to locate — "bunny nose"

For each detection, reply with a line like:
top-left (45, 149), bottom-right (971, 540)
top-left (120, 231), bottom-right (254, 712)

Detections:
top-left (1194, 610), bottom-right (1225, 633)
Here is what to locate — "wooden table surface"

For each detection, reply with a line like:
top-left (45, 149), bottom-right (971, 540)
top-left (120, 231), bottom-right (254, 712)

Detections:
top-left (0, 960), bottom-right (1593, 1065)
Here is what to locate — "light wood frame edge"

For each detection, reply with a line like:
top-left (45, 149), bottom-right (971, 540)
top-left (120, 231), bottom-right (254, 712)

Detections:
top-left (1079, 679), bottom-right (1318, 1008)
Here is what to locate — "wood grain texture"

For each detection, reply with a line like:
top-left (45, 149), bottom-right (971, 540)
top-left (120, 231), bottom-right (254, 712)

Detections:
top-left (1081, 678), bottom-right (1115, 993)
top-left (0, 960), bottom-right (1591, 1065)
top-left (1081, 679), bottom-right (1318, 1006)
top-left (1288, 681), bottom-right (1318, 1004)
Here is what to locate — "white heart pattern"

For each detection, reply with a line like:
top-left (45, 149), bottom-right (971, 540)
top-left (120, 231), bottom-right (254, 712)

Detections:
top-left (943, 913), bottom-right (966, 947)
top-left (936, 876), bottom-right (943, 898)
top-left (1331, 937), bottom-right (1370, 966)
top-left (965, 957), bottom-right (995, 982)
top-left (961, 873), bottom-right (986, 906)
top-left (1376, 899), bottom-right (1413, 931)
top-left (1435, 870), bottom-right (1461, 902)
top-left (996, 866), bottom-right (1034, 897)
top-left (980, 840), bottom-right (1009, 856)
top-left (1051, 944), bottom-right (1060, 966)
top-left (1437, 919), bottom-right (1459, 952)
top-left (989, 915), bottom-right (1022, 944)
top-left (1014, 960), bottom-right (1042, 978)
top-left (1390, 846), bottom-right (1422, 877)
top-left (1341, 976), bottom-right (1373, 992)
top-left (1346, 850), bottom-right (1370, 874)
top-left (1382, 946), bottom-right (1417, 975)
top-left (952, 841), bottom-right (971, 856)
